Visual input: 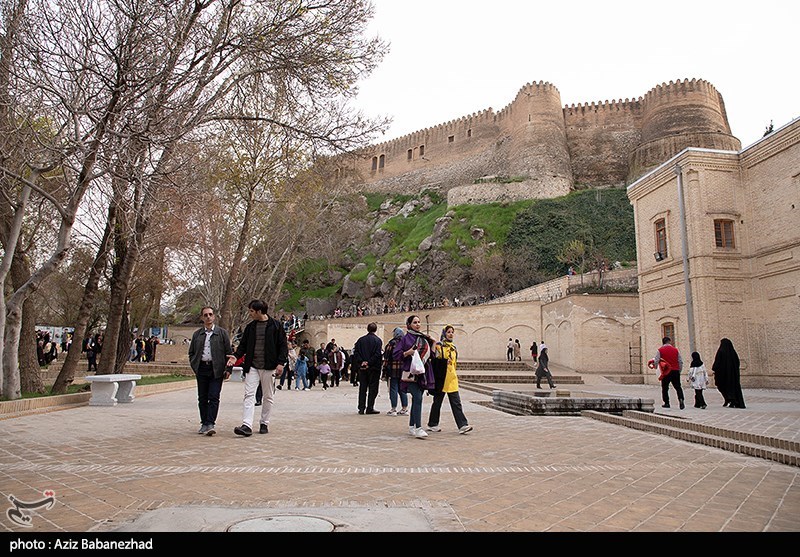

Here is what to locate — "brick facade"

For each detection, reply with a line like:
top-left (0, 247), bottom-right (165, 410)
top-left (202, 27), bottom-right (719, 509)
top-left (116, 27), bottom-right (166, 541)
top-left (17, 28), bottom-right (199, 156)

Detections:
top-left (628, 117), bottom-right (800, 388)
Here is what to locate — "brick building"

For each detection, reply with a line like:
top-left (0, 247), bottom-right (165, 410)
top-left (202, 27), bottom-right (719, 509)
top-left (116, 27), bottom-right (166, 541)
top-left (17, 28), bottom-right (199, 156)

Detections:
top-left (627, 117), bottom-right (800, 388)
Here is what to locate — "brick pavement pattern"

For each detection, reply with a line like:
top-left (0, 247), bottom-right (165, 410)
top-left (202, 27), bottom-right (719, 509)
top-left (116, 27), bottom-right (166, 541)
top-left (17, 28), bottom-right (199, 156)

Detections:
top-left (1, 376), bottom-right (799, 532)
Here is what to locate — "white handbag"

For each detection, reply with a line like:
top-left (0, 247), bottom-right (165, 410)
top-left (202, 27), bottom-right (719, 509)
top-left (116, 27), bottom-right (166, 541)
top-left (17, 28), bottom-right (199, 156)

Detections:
top-left (410, 350), bottom-right (425, 375)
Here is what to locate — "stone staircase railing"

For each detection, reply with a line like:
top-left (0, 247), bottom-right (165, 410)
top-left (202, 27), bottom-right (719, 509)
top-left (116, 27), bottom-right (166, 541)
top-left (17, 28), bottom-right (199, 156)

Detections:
top-left (486, 268), bottom-right (639, 305)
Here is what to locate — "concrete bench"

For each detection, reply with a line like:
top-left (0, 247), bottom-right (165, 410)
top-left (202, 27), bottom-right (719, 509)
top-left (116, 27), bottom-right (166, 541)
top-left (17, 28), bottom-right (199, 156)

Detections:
top-left (229, 367), bottom-right (244, 382)
top-left (84, 374), bottom-right (142, 406)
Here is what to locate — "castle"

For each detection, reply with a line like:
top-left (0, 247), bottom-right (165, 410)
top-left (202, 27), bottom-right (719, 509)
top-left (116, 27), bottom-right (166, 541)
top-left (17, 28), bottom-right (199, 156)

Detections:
top-left (350, 78), bottom-right (742, 204)
top-left (319, 78), bottom-right (799, 388)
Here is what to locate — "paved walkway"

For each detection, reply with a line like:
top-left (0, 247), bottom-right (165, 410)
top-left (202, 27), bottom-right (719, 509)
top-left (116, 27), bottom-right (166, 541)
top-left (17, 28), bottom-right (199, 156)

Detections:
top-left (1, 371), bottom-right (799, 534)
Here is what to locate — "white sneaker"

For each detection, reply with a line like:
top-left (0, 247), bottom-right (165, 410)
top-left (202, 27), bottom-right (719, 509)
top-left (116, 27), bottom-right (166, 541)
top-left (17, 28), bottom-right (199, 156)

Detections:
top-left (387, 409), bottom-right (398, 416)
top-left (426, 425), bottom-right (442, 432)
top-left (408, 426), bottom-right (416, 435)
top-left (413, 427), bottom-right (428, 439)
top-left (398, 408), bottom-right (408, 415)
top-left (458, 424), bottom-right (473, 434)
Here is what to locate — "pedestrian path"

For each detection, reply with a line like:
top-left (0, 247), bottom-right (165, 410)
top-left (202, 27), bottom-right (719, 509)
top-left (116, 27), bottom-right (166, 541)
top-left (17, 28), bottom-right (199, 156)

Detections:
top-left (1, 373), bottom-right (798, 533)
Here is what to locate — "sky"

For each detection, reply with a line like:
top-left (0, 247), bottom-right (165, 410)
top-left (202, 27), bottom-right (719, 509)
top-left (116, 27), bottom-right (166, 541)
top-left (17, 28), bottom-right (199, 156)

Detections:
top-left (355, 0), bottom-right (798, 149)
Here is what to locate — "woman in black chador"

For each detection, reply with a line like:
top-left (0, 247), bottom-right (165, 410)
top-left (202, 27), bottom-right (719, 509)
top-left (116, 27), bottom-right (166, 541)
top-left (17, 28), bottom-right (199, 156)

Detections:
top-left (712, 338), bottom-right (746, 408)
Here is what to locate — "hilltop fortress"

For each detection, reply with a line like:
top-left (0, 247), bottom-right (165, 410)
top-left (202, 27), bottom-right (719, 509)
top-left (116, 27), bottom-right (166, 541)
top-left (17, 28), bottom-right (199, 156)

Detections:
top-left (349, 78), bottom-right (742, 205)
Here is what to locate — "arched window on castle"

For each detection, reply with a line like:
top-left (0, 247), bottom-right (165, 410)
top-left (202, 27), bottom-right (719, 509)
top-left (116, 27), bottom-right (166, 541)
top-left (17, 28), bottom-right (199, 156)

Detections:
top-left (379, 154), bottom-right (385, 171)
top-left (407, 149), bottom-right (412, 161)
top-left (467, 128), bottom-right (472, 138)
top-left (371, 156), bottom-right (378, 172)
top-left (419, 145), bottom-right (425, 157)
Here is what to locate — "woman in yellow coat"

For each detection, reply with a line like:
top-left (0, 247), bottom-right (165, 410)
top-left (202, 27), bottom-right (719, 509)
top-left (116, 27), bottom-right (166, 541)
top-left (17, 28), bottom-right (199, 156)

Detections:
top-left (426, 325), bottom-right (473, 434)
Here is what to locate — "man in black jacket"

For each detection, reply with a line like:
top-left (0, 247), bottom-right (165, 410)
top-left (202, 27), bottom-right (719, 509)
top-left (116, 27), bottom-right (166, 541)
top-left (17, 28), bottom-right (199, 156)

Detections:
top-left (188, 306), bottom-right (233, 436)
top-left (352, 322), bottom-right (384, 415)
top-left (227, 300), bottom-right (288, 436)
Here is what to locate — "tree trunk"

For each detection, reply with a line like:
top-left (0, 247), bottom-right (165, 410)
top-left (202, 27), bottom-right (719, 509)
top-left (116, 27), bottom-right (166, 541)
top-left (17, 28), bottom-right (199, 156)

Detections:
top-left (7, 246), bottom-right (43, 394)
top-left (52, 204), bottom-right (115, 393)
top-left (219, 194), bottom-right (253, 329)
top-left (19, 293), bottom-right (43, 394)
top-left (99, 223), bottom-right (136, 375)
top-left (115, 308), bottom-right (132, 374)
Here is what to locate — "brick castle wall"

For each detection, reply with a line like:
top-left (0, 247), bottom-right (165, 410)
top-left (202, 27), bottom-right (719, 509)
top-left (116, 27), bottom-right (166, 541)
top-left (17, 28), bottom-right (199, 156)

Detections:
top-left (345, 78), bottom-right (741, 203)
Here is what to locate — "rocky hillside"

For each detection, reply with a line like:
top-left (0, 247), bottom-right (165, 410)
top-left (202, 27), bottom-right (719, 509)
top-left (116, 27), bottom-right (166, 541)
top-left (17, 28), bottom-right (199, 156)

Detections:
top-left (283, 187), bottom-right (637, 317)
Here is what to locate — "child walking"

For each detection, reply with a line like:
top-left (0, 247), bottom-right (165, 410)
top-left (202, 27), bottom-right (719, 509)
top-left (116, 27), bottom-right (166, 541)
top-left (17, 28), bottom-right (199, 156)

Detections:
top-left (687, 351), bottom-right (709, 409)
top-left (294, 354), bottom-right (309, 390)
top-left (317, 357), bottom-right (331, 390)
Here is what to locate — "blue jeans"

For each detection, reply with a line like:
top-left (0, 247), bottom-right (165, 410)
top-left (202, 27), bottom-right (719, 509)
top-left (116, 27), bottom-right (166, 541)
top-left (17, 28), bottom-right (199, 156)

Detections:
top-left (389, 377), bottom-right (408, 410)
top-left (294, 369), bottom-right (308, 389)
top-left (406, 382), bottom-right (425, 429)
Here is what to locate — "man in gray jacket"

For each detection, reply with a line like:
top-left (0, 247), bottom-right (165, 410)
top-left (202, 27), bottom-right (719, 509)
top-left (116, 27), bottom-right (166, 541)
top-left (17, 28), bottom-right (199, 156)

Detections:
top-left (188, 306), bottom-right (233, 436)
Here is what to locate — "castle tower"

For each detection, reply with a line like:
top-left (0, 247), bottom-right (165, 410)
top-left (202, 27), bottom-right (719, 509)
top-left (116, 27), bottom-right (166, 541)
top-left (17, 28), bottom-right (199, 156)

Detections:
top-left (628, 78), bottom-right (741, 181)
top-left (502, 81), bottom-right (573, 194)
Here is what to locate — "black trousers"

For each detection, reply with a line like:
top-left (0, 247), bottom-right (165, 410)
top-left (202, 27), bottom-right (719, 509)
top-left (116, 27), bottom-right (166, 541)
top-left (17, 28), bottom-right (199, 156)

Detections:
top-left (661, 370), bottom-right (685, 405)
top-left (693, 389), bottom-right (707, 407)
top-left (196, 363), bottom-right (224, 426)
top-left (536, 370), bottom-right (555, 388)
top-left (357, 368), bottom-right (381, 411)
top-left (428, 390), bottom-right (468, 429)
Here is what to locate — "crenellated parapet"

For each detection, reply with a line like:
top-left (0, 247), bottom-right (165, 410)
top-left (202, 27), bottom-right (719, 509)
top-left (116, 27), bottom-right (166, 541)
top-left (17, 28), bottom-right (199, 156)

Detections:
top-left (629, 78), bottom-right (741, 180)
top-left (564, 97), bottom-right (643, 116)
top-left (365, 107), bottom-right (497, 155)
top-left (347, 77), bottom-right (740, 200)
top-left (641, 78), bottom-right (723, 109)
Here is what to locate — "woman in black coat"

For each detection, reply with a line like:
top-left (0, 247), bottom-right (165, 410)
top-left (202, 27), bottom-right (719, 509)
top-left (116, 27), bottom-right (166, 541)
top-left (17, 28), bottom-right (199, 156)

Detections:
top-left (712, 338), bottom-right (746, 408)
top-left (535, 347), bottom-right (555, 389)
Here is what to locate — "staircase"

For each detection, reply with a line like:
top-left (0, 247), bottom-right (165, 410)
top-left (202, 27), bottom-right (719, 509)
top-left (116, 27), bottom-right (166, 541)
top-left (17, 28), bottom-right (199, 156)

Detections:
top-left (457, 360), bottom-right (584, 386)
top-left (584, 410), bottom-right (799, 467)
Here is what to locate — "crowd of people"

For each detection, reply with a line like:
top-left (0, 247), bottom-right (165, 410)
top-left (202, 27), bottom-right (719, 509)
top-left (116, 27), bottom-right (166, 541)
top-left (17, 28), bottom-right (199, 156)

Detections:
top-left (305, 294), bottom-right (506, 321)
top-left (36, 330), bottom-right (60, 366)
top-left (187, 295), bottom-right (751, 445)
top-left (188, 300), bottom-right (474, 439)
top-left (35, 327), bottom-right (167, 372)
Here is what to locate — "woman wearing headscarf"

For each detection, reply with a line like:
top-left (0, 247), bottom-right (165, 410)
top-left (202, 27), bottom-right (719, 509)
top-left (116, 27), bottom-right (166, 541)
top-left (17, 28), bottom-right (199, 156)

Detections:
top-left (393, 315), bottom-right (436, 439)
top-left (687, 351), bottom-right (709, 409)
top-left (382, 327), bottom-right (409, 416)
top-left (426, 325), bottom-right (473, 434)
top-left (535, 346), bottom-right (555, 389)
top-left (712, 338), bottom-right (746, 408)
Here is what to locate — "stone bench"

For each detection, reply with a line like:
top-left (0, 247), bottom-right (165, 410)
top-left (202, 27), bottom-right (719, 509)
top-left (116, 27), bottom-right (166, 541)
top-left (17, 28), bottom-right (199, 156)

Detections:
top-left (229, 367), bottom-right (244, 382)
top-left (84, 374), bottom-right (142, 406)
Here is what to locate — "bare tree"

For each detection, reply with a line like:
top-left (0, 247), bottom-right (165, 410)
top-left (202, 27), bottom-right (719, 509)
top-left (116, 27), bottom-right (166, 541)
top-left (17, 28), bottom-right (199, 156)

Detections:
top-left (468, 243), bottom-right (507, 299)
top-left (3, 0), bottom-right (388, 394)
top-left (0, 0), bottom-right (132, 397)
top-left (95, 0), bottom-right (388, 373)
top-left (558, 239), bottom-right (587, 287)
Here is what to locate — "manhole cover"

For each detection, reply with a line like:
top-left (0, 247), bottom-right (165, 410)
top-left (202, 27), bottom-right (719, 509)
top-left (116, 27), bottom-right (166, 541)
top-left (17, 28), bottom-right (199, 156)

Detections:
top-left (227, 515), bottom-right (335, 532)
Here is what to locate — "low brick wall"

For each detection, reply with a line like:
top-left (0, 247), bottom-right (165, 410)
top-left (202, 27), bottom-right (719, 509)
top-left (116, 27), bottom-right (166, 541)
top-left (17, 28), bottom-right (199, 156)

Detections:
top-left (492, 390), bottom-right (655, 416)
top-left (0, 379), bottom-right (195, 417)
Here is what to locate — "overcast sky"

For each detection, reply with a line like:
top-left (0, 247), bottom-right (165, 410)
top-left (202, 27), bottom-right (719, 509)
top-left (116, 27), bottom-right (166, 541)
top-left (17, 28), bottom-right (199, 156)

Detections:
top-left (355, 0), bottom-right (798, 149)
